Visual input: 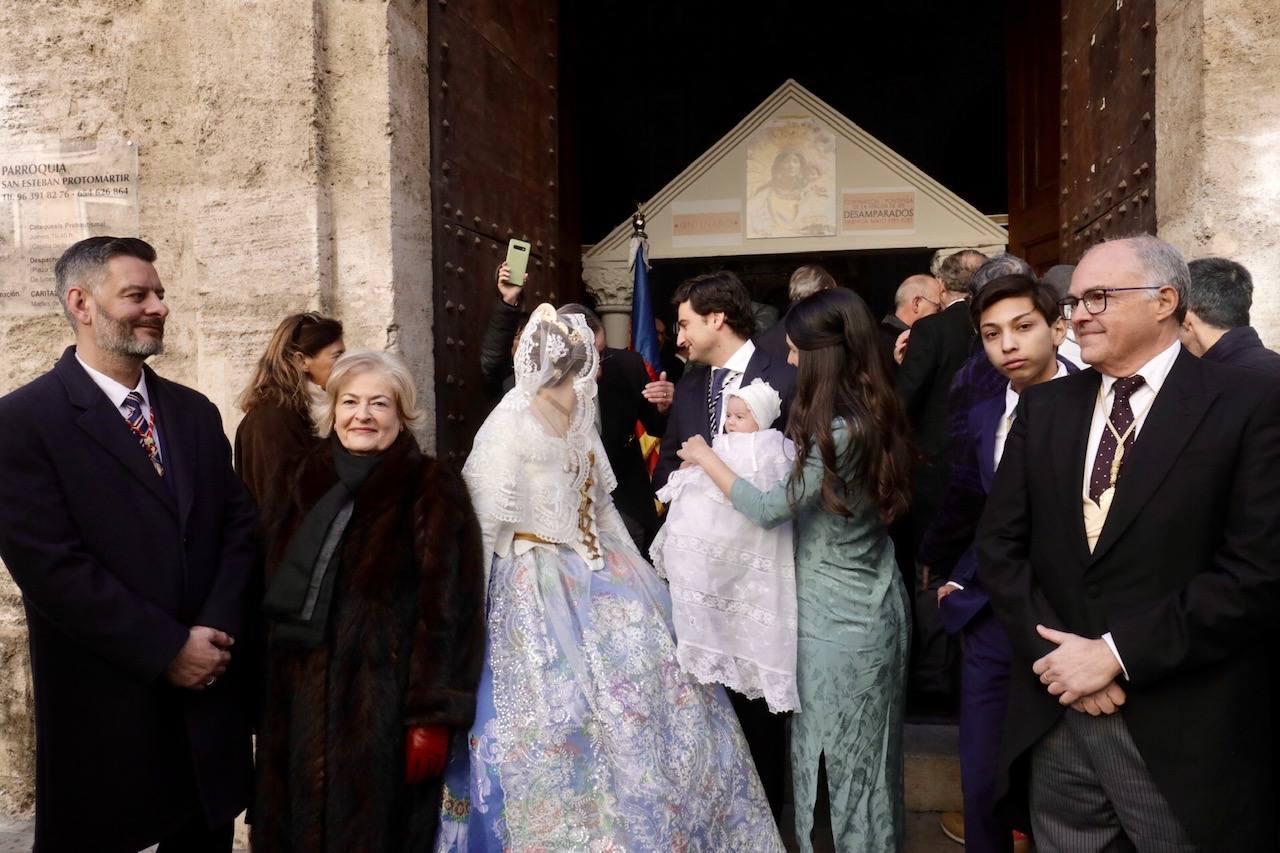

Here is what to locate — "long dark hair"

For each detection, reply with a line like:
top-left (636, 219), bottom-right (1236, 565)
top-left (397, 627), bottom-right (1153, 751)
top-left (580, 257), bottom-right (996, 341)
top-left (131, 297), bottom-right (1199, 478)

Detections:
top-left (239, 312), bottom-right (344, 415)
top-left (784, 289), bottom-right (912, 523)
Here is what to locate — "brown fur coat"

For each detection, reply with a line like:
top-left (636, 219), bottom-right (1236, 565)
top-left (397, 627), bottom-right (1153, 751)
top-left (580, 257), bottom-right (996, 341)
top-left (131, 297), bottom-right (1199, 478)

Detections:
top-left (251, 432), bottom-right (485, 852)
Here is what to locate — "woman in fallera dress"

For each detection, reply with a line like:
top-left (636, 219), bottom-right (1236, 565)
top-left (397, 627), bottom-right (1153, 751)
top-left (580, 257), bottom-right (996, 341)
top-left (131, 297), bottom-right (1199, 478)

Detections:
top-left (436, 303), bottom-right (782, 852)
top-left (680, 288), bottom-right (913, 852)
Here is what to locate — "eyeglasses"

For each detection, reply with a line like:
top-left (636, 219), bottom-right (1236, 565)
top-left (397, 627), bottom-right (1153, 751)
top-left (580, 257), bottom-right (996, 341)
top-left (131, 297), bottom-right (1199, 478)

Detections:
top-left (1058, 285), bottom-right (1164, 320)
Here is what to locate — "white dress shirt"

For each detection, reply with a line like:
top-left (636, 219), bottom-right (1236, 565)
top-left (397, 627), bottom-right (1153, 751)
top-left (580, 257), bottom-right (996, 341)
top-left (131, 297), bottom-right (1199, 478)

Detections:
top-left (75, 352), bottom-right (164, 461)
top-left (712, 338), bottom-right (756, 434)
top-left (993, 362), bottom-right (1069, 468)
top-left (1058, 330), bottom-right (1085, 370)
top-left (1081, 339), bottom-right (1181, 501)
top-left (1083, 338), bottom-right (1181, 679)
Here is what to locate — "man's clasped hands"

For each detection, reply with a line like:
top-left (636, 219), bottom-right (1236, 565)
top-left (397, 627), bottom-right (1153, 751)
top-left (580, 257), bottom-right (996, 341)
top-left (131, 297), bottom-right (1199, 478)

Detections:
top-left (1032, 624), bottom-right (1127, 717)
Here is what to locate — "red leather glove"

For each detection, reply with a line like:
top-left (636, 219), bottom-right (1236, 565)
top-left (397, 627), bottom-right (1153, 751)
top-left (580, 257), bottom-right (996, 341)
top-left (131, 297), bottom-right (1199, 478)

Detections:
top-left (405, 724), bottom-right (449, 784)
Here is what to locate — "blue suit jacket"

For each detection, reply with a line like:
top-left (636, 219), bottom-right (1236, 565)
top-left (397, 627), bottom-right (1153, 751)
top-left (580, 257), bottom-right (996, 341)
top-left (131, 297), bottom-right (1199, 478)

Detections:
top-left (923, 355), bottom-right (1077, 634)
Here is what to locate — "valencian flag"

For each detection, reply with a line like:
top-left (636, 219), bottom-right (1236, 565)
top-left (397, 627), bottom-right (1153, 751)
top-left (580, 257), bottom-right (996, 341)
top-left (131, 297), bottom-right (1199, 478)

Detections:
top-left (629, 232), bottom-right (663, 475)
top-left (630, 234), bottom-right (661, 379)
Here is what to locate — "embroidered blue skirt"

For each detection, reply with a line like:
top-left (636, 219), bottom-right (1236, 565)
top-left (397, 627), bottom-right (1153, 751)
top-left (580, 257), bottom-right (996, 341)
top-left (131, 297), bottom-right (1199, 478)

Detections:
top-left (435, 537), bottom-right (781, 852)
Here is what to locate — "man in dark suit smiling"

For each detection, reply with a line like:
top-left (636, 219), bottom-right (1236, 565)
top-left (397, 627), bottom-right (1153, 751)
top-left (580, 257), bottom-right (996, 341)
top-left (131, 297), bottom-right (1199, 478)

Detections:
top-left (653, 269), bottom-right (795, 819)
top-left (653, 270), bottom-right (795, 491)
top-left (0, 237), bottom-right (257, 852)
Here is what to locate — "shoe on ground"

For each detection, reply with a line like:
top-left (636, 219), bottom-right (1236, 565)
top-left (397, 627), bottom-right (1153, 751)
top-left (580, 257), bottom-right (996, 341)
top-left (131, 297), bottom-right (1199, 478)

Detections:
top-left (939, 811), bottom-right (964, 844)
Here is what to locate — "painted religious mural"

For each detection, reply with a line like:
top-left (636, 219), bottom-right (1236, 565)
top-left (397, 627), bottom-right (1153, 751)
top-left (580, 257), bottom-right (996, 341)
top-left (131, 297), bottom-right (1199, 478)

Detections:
top-left (745, 117), bottom-right (836, 238)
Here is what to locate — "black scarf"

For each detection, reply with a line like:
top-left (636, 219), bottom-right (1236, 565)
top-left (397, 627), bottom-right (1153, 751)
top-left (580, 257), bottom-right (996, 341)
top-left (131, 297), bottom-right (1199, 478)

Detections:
top-left (262, 438), bottom-right (383, 648)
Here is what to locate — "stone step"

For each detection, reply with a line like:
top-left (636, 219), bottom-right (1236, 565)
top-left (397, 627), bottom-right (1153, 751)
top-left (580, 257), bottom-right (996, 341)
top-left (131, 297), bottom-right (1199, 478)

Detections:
top-left (905, 722), bottom-right (963, 813)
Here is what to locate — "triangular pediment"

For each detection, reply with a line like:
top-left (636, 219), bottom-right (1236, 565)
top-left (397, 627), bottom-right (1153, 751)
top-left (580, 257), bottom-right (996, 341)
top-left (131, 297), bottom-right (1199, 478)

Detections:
top-left (584, 79), bottom-right (1006, 263)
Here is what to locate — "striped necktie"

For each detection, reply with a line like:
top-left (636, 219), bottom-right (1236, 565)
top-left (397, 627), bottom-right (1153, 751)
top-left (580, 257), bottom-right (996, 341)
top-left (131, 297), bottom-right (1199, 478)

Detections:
top-left (121, 391), bottom-right (164, 476)
top-left (707, 367), bottom-right (731, 434)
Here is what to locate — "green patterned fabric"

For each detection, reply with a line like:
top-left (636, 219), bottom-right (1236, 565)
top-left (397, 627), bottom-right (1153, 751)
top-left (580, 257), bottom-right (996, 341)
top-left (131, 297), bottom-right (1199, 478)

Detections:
top-left (731, 420), bottom-right (909, 852)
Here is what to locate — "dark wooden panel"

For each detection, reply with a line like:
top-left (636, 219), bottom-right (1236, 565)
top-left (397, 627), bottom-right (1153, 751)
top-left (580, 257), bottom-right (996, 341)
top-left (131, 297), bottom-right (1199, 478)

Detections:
top-left (452, 0), bottom-right (561, 86)
top-left (429, 0), bottom-right (574, 467)
top-left (1059, 0), bottom-right (1156, 262)
top-left (433, 15), bottom-right (557, 248)
top-left (1005, 0), bottom-right (1063, 271)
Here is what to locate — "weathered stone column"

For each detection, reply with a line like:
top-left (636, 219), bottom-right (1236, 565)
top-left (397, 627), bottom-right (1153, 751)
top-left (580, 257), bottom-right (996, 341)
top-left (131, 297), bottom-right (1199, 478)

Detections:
top-left (0, 0), bottom-right (433, 817)
top-left (1156, 0), bottom-right (1280, 344)
top-left (583, 258), bottom-right (635, 348)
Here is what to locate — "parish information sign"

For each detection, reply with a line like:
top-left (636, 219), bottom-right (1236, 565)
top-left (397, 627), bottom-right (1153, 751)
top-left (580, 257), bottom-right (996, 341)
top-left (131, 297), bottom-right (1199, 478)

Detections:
top-left (0, 139), bottom-right (139, 316)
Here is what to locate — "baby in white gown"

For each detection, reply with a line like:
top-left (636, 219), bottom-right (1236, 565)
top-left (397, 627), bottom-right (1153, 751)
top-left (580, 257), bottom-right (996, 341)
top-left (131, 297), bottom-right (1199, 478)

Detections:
top-left (651, 379), bottom-right (800, 713)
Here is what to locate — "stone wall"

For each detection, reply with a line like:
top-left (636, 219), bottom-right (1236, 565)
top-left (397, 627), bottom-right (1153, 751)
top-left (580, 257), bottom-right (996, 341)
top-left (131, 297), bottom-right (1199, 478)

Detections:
top-left (0, 0), bottom-right (433, 815)
top-left (1157, 0), bottom-right (1280, 345)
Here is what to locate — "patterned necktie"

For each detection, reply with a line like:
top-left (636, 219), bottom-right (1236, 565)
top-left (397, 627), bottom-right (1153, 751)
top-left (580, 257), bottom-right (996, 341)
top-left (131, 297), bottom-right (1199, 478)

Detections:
top-left (121, 391), bottom-right (164, 476)
top-left (707, 367), bottom-right (731, 433)
top-left (1088, 375), bottom-right (1145, 503)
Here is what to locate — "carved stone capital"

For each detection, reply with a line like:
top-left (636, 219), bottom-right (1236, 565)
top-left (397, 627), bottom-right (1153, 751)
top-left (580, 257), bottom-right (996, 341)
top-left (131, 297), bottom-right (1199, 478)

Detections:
top-left (582, 260), bottom-right (633, 308)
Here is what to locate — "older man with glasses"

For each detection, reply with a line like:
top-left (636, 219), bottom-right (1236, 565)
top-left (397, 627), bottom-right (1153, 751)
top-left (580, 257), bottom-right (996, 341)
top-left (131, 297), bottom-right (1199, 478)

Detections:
top-left (977, 233), bottom-right (1280, 851)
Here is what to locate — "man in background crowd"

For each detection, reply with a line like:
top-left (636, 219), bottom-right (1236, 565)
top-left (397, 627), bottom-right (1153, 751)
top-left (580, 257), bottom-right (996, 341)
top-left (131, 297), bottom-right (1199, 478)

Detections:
top-left (897, 250), bottom-right (987, 532)
top-left (755, 263), bottom-right (839, 364)
top-left (1180, 256), bottom-right (1280, 376)
top-left (879, 273), bottom-right (944, 368)
top-left (895, 248), bottom-right (987, 707)
top-left (1041, 264), bottom-right (1084, 368)
top-left (655, 315), bottom-right (686, 382)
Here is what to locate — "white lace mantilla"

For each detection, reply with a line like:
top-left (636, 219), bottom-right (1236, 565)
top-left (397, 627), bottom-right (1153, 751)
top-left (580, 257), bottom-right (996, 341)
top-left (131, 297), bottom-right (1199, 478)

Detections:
top-left (651, 429), bottom-right (801, 713)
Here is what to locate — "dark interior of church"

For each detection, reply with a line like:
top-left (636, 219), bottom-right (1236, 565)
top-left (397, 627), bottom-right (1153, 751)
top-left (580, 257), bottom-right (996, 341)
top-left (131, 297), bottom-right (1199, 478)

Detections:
top-left (562, 1), bottom-right (1010, 319)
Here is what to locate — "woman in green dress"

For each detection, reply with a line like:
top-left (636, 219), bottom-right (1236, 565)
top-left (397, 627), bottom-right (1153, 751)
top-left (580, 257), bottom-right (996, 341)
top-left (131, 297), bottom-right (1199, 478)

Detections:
top-left (678, 287), bottom-right (913, 852)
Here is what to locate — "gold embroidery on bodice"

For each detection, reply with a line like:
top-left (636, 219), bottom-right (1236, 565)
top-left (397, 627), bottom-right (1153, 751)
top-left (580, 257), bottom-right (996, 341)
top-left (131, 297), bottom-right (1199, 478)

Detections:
top-left (577, 451), bottom-right (601, 561)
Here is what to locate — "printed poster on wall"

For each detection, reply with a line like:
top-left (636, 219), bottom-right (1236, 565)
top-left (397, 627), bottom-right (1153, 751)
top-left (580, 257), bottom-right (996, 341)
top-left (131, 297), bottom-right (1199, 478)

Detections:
top-left (0, 139), bottom-right (139, 316)
top-left (745, 117), bottom-right (836, 239)
top-left (841, 187), bottom-right (916, 234)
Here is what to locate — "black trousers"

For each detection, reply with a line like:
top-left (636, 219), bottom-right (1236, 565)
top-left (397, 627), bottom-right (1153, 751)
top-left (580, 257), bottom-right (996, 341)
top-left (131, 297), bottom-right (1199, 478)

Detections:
top-left (729, 689), bottom-right (788, 820)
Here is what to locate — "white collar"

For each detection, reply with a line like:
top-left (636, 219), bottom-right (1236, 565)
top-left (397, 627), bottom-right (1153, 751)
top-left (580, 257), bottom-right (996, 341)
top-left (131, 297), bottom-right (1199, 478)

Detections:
top-left (720, 338), bottom-right (756, 374)
top-left (1004, 361), bottom-right (1068, 420)
top-left (1099, 339), bottom-right (1181, 397)
top-left (75, 351), bottom-right (150, 410)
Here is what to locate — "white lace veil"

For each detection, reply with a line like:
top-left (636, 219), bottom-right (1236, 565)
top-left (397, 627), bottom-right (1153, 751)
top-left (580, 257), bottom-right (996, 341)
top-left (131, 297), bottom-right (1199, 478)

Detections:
top-left (463, 303), bottom-right (619, 570)
top-left (512, 303), bottom-right (601, 484)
